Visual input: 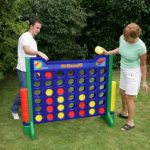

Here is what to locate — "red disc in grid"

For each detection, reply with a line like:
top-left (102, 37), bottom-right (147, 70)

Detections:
top-left (45, 72), bottom-right (52, 79)
top-left (79, 110), bottom-right (85, 117)
top-left (57, 88), bottom-right (64, 95)
top-left (46, 97), bottom-right (53, 105)
top-left (99, 107), bottom-right (105, 114)
top-left (46, 106), bottom-right (54, 113)
top-left (68, 111), bottom-right (75, 118)
top-left (47, 114), bottom-right (54, 121)
top-left (79, 102), bottom-right (86, 109)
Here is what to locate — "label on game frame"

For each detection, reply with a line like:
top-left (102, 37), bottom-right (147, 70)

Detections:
top-left (60, 63), bottom-right (83, 68)
top-left (33, 56), bottom-right (106, 71)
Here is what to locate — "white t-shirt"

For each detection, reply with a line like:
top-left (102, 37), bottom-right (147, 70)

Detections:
top-left (16, 32), bottom-right (38, 72)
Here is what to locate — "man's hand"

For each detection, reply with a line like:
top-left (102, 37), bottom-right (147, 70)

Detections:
top-left (37, 51), bottom-right (49, 61)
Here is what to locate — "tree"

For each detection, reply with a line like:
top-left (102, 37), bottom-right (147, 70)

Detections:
top-left (0, 0), bottom-right (28, 77)
top-left (22, 0), bottom-right (88, 60)
top-left (80, 0), bottom-right (150, 68)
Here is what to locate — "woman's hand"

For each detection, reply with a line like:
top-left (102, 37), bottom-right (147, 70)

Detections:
top-left (103, 49), bottom-right (109, 55)
top-left (142, 81), bottom-right (148, 92)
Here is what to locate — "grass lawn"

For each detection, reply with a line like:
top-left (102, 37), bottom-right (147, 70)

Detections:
top-left (0, 71), bottom-right (150, 150)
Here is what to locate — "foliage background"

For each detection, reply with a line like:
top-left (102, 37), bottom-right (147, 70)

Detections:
top-left (0, 0), bottom-right (150, 76)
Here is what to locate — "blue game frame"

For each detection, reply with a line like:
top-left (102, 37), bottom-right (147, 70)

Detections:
top-left (22, 55), bottom-right (115, 139)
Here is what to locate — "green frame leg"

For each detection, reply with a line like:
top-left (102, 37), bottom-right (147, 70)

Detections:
top-left (101, 55), bottom-right (115, 127)
top-left (22, 57), bottom-right (35, 140)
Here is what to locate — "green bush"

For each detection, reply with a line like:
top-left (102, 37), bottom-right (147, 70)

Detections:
top-left (22, 0), bottom-right (88, 60)
top-left (0, 0), bottom-right (28, 77)
top-left (80, 0), bottom-right (150, 68)
top-left (1, 0), bottom-right (150, 77)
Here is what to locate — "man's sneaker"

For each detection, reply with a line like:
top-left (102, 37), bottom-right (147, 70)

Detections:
top-left (12, 112), bottom-right (20, 120)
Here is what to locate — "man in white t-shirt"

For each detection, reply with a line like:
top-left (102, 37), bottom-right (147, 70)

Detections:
top-left (11, 18), bottom-right (49, 119)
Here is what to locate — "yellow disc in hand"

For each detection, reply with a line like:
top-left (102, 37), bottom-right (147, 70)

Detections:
top-left (95, 46), bottom-right (104, 55)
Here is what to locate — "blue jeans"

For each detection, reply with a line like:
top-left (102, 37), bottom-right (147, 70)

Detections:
top-left (11, 70), bottom-right (27, 113)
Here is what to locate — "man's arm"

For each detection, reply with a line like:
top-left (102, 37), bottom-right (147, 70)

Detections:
top-left (23, 45), bottom-right (49, 60)
top-left (23, 45), bottom-right (38, 55)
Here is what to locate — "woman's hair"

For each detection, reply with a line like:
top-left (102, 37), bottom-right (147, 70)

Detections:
top-left (123, 23), bottom-right (142, 39)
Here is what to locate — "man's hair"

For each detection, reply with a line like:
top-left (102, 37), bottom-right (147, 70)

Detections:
top-left (29, 18), bottom-right (42, 26)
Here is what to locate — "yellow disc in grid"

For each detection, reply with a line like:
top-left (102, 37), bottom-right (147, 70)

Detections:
top-left (89, 101), bottom-right (96, 107)
top-left (57, 96), bottom-right (64, 103)
top-left (46, 89), bottom-right (53, 96)
top-left (57, 104), bottom-right (64, 111)
top-left (89, 108), bottom-right (95, 115)
top-left (35, 115), bottom-right (43, 122)
top-left (58, 112), bottom-right (64, 119)
top-left (36, 62), bottom-right (42, 69)
top-left (79, 94), bottom-right (85, 101)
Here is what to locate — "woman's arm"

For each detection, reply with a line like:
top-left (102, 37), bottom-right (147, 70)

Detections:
top-left (140, 53), bottom-right (148, 92)
top-left (103, 48), bottom-right (119, 55)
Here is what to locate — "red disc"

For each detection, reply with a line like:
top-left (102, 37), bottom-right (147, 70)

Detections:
top-left (79, 110), bottom-right (85, 117)
top-left (46, 97), bottom-right (53, 105)
top-left (79, 102), bottom-right (86, 109)
top-left (47, 114), bottom-right (54, 121)
top-left (99, 107), bottom-right (105, 114)
top-left (45, 72), bottom-right (52, 79)
top-left (57, 88), bottom-right (64, 95)
top-left (68, 111), bottom-right (75, 118)
top-left (46, 106), bottom-right (54, 113)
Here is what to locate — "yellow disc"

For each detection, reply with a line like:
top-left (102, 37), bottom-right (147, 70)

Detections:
top-left (57, 104), bottom-right (64, 111)
top-left (35, 115), bottom-right (43, 122)
top-left (89, 108), bottom-right (95, 115)
top-left (79, 94), bottom-right (85, 101)
top-left (89, 101), bottom-right (96, 107)
top-left (57, 96), bottom-right (64, 103)
top-left (35, 61), bottom-right (42, 69)
top-left (58, 112), bottom-right (64, 119)
top-left (46, 89), bottom-right (53, 96)
top-left (37, 62), bottom-right (42, 69)
top-left (95, 46), bottom-right (104, 55)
